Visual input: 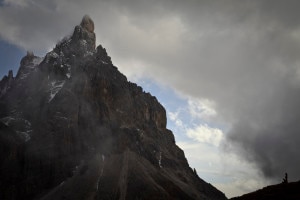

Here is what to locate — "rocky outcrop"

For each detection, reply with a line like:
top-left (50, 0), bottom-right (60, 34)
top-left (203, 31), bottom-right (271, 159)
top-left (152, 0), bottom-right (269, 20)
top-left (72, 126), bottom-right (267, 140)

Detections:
top-left (17, 51), bottom-right (42, 80)
top-left (0, 70), bottom-right (14, 98)
top-left (0, 16), bottom-right (227, 200)
top-left (74, 14), bottom-right (96, 50)
top-left (81, 14), bottom-right (95, 33)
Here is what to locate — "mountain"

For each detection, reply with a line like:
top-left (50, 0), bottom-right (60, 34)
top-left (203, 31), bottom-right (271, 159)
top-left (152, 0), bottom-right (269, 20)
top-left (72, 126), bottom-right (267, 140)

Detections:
top-left (0, 15), bottom-right (227, 200)
top-left (231, 181), bottom-right (300, 200)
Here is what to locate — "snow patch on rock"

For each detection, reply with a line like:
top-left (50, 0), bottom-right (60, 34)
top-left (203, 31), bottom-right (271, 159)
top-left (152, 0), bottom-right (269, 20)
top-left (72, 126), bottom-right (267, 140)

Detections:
top-left (96, 154), bottom-right (105, 191)
top-left (0, 116), bottom-right (15, 126)
top-left (48, 80), bottom-right (65, 102)
top-left (32, 57), bottom-right (43, 66)
top-left (16, 130), bottom-right (32, 142)
top-left (159, 151), bottom-right (162, 168)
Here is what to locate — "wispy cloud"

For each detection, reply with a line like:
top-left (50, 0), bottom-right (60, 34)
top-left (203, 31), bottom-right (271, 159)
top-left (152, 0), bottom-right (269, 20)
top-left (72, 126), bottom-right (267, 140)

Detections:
top-left (186, 124), bottom-right (223, 147)
top-left (187, 97), bottom-right (217, 121)
top-left (168, 110), bottom-right (184, 128)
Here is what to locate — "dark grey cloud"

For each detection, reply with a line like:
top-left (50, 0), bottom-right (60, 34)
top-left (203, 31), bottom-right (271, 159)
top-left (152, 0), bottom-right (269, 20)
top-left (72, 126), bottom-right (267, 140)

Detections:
top-left (1, 0), bottom-right (300, 184)
top-left (101, 0), bottom-right (300, 182)
top-left (227, 77), bottom-right (300, 180)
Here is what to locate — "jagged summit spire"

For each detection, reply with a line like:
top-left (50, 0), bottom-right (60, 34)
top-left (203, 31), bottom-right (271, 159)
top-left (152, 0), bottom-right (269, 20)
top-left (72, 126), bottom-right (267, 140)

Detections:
top-left (80, 15), bottom-right (94, 33)
top-left (26, 51), bottom-right (34, 57)
top-left (69, 15), bottom-right (96, 51)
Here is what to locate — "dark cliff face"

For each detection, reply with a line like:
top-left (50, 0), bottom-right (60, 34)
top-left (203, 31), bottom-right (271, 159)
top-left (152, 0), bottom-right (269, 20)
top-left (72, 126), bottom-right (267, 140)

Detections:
top-left (0, 16), bottom-right (227, 200)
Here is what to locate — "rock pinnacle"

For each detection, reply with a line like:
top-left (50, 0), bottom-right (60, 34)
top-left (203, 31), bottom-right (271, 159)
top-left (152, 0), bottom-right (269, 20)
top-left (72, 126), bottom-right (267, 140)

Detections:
top-left (80, 15), bottom-right (95, 33)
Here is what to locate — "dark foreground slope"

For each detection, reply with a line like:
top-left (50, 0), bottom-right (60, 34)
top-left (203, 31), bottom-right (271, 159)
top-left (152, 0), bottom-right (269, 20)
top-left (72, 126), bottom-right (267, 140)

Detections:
top-left (231, 181), bottom-right (300, 200)
top-left (0, 16), bottom-right (227, 200)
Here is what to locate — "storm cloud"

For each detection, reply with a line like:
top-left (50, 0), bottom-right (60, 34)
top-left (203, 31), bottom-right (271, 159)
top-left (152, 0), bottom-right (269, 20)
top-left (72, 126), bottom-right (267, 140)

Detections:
top-left (1, 0), bottom-right (300, 184)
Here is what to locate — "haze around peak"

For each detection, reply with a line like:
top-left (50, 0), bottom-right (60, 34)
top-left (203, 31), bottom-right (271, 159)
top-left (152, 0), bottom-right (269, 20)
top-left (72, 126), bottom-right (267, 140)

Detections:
top-left (80, 15), bottom-right (95, 33)
top-left (1, 0), bottom-right (300, 198)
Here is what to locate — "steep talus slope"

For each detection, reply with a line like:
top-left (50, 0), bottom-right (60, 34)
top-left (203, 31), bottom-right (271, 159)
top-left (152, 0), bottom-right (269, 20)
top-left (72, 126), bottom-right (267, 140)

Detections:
top-left (0, 15), bottom-right (227, 200)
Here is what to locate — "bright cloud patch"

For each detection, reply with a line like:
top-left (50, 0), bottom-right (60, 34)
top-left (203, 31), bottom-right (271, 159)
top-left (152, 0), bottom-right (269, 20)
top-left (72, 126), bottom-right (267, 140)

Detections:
top-left (188, 98), bottom-right (217, 121)
top-left (186, 124), bottom-right (223, 147)
top-left (168, 110), bottom-right (183, 128)
top-left (177, 140), bottom-right (271, 198)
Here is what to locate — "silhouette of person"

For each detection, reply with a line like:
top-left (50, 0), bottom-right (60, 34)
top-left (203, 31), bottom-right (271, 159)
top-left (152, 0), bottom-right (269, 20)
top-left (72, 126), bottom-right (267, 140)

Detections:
top-left (282, 172), bottom-right (288, 184)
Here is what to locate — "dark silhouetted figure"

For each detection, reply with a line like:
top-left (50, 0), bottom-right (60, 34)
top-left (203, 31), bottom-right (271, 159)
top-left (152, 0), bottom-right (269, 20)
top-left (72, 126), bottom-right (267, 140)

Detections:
top-left (193, 168), bottom-right (198, 175)
top-left (282, 172), bottom-right (288, 184)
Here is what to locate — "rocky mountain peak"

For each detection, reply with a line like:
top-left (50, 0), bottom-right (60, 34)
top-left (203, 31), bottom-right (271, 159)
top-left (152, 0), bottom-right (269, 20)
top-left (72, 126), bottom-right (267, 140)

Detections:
top-left (80, 15), bottom-right (95, 33)
top-left (0, 16), bottom-right (227, 200)
top-left (7, 70), bottom-right (13, 80)
top-left (20, 51), bottom-right (38, 66)
top-left (72, 15), bottom-right (96, 50)
top-left (0, 70), bottom-right (14, 98)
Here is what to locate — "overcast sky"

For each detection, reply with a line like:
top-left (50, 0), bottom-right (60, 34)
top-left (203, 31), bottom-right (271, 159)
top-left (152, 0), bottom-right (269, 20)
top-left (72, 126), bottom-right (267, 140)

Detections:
top-left (1, 0), bottom-right (300, 198)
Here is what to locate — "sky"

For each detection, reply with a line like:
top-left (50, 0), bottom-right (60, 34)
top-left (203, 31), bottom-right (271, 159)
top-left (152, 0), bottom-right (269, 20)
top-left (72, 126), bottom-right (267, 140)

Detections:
top-left (1, 0), bottom-right (300, 198)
